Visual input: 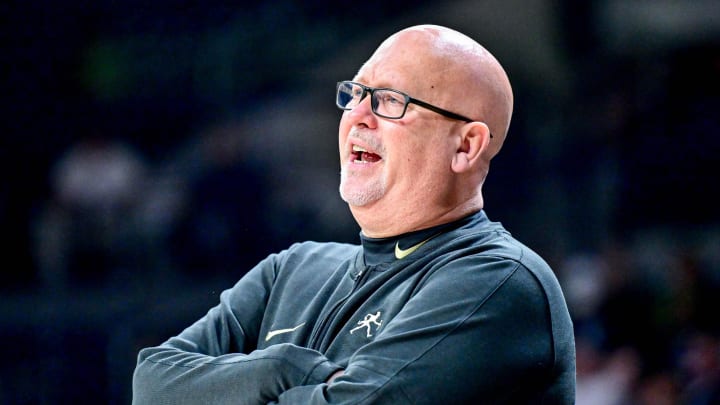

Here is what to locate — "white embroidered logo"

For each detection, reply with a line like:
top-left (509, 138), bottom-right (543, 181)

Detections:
top-left (350, 311), bottom-right (383, 338)
top-left (265, 322), bottom-right (305, 342)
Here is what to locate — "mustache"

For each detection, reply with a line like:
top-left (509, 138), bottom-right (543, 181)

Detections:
top-left (348, 128), bottom-right (385, 155)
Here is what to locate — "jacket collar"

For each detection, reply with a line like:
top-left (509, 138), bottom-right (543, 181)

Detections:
top-left (359, 210), bottom-right (486, 266)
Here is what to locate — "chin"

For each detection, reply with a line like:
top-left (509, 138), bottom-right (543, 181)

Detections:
top-left (339, 185), bottom-right (384, 207)
top-left (339, 171), bottom-right (386, 207)
top-left (340, 190), bottom-right (376, 207)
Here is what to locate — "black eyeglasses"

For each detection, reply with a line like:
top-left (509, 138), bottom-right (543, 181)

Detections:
top-left (336, 81), bottom-right (475, 122)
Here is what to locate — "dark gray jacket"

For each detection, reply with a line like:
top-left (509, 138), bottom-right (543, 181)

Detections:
top-left (133, 211), bottom-right (576, 404)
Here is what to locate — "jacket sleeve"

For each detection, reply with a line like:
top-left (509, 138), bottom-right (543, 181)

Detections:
top-left (274, 256), bottom-right (575, 404)
top-left (131, 252), bottom-right (342, 405)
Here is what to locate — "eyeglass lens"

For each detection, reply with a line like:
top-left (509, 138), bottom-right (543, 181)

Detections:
top-left (336, 82), bottom-right (407, 119)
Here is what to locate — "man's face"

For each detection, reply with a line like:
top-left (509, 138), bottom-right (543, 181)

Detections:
top-left (338, 37), bottom-right (462, 217)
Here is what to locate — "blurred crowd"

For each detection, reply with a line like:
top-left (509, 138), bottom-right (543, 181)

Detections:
top-left (562, 244), bottom-right (720, 404)
top-left (2, 1), bottom-right (720, 403)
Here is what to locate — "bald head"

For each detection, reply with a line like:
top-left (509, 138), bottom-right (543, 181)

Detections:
top-left (363, 25), bottom-right (513, 158)
top-left (340, 25), bottom-right (516, 235)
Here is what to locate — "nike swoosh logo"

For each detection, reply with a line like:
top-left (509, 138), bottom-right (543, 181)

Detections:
top-left (265, 322), bottom-right (305, 342)
top-left (394, 234), bottom-right (438, 260)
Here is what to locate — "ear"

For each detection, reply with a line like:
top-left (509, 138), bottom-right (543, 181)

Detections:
top-left (451, 122), bottom-right (491, 173)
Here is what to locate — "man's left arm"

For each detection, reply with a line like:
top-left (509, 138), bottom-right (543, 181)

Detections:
top-left (274, 257), bottom-right (574, 404)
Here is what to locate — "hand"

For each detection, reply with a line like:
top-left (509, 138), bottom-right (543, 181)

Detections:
top-left (326, 369), bottom-right (345, 384)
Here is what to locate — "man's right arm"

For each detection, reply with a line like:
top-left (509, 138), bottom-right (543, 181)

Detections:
top-left (133, 340), bottom-right (338, 404)
top-left (131, 251), bottom-right (342, 405)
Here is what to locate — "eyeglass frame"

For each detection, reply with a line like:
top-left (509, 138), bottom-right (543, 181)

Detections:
top-left (336, 81), bottom-right (492, 138)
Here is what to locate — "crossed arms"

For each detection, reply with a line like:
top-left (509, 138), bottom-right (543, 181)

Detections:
top-left (132, 243), bottom-right (572, 404)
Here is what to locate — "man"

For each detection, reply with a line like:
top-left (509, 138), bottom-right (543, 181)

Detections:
top-left (133, 24), bottom-right (576, 404)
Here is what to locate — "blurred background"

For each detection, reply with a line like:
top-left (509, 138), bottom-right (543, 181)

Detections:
top-left (2, 0), bottom-right (719, 403)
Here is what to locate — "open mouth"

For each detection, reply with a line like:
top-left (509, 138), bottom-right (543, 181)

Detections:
top-left (351, 144), bottom-right (382, 163)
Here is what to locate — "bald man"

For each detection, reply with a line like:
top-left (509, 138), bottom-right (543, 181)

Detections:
top-left (133, 25), bottom-right (576, 404)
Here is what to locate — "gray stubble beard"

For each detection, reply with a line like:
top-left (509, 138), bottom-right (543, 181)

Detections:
top-left (339, 167), bottom-right (387, 207)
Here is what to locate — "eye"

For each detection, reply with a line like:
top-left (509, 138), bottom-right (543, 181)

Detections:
top-left (379, 91), bottom-right (404, 106)
top-left (351, 86), bottom-right (364, 99)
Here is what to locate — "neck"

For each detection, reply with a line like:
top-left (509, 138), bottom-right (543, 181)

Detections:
top-left (351, 195), bottom-right (483, 238)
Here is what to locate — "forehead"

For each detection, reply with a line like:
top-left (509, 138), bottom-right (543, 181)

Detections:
top-left (354, 31), bottom-right (462, 98)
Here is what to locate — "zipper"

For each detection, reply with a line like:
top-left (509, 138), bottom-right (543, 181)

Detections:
top-left (308, 267), bottom-right (370, 350)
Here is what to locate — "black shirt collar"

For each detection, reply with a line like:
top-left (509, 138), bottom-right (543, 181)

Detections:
top-left (359, 210), bottom-right (485, 266)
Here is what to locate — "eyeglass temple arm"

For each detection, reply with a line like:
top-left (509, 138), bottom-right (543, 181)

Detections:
top-left (409, 98), bottom-right (493, 138)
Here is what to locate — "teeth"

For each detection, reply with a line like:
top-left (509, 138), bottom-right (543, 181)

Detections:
top-left (352, 145), bottom-right (367, 152)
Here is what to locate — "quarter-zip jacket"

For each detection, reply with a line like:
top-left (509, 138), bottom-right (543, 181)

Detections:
top-left (132, 211), bottom-right (576, 404)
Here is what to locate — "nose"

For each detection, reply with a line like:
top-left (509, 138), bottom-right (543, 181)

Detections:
top-left (343, 91), bottom-right (377, 128)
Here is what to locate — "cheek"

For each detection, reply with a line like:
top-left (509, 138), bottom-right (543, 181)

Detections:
top-left (394, 144), bottom-right (435, 177)
top-left (338, 117), bottom-right (350, 150)
top-left (403, 143), bottom-right (453, 179)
